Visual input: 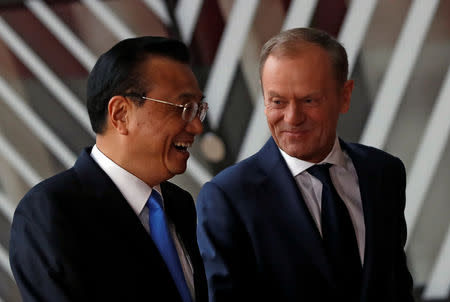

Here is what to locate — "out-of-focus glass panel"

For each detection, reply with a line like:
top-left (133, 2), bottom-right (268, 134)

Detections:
top-left (384, 0), bottom-right (450, 168)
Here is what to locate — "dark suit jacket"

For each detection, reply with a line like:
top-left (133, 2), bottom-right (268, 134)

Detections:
top-left (196, 137), bottom-right (414, 302)
top-left (10, 147), bottom-right (207, 302)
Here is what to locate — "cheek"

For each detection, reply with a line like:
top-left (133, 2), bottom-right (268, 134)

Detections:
top-left (310, 107), bottom-right (332, 124)
top-left (312, 111), bottom-right (339, 138)
top-left (265, 109), bottom-right (282, 127)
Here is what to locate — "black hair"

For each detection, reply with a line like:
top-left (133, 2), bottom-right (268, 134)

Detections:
top-left (86, 36), bottom-right (190, 133)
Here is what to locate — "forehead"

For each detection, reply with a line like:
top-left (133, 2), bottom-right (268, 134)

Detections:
top-left (261, 45), bottom-right (336, 90)
top-left (265, 43), bottom-right (332, 69)
top-left (140, 56), bottom-right (201, 96)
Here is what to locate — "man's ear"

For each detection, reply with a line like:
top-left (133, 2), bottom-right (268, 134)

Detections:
top-left (340, 79), bottom-right (354, 114)
top-left (108, 96), bottom-right (130, 135)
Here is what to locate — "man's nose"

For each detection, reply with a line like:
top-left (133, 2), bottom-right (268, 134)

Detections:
top-left (186, 116), bottom-right (204, 135)
top-left (284, 102), bottom-right (305, 125)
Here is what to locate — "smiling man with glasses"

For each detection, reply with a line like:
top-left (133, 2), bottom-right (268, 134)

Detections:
top-left (10, 36), bottom-right (208, 302)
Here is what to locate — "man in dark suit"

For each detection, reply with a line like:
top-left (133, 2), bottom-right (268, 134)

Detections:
top-left (196, 27), bottom-right (414, 301)
top-left (10, 36), bottom-right (208, 302)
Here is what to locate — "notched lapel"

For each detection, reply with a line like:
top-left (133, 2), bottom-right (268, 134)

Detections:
top-left (73, 148), bottom-right (151, 242)
top-left (73, 148), bottom-right (182, 291)
top-left (258, 138), bottom-right (335, 287)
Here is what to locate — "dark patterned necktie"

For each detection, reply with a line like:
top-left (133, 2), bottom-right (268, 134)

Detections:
top-left (308, 164), bottom-right (362, 300)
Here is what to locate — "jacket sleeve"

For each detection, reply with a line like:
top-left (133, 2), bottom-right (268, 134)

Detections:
top-left (394, 159), bottom-right (415, 302)
top-left (9, 193), bottom-right (79, 302)
top-left (196, 181), bottom-right (259, 302)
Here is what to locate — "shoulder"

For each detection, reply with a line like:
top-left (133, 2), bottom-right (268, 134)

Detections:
top-left (211, 152), bottom-right (265, 188)
top-left (16, 168), bottom-right (80, 214)
top-left (342, 141), bottom-right (405, 170)
top-left (11, 168), bottom-right (83, 255)
top-left (12, 168), bottom-right (86, 239)
top-left (198, 151), bottom-right (273, 212)
top-left (201, 138), bottom-right (280, 195)
top-left (340, 140), bottom-right (406, 179)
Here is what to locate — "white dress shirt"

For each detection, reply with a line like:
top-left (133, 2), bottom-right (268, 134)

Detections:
top-left (90, 145), bottom-right (195, 299)
top-left (279, 137), bottom-right (365, 263)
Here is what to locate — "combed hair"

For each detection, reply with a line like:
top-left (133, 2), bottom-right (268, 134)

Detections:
top-left (259, 27), bottom-right (348, 85)
top-left (86, 36), bottom-right (190, 134)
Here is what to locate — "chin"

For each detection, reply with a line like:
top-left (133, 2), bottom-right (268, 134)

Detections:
top-left (281, 144), bottom-right (305, 156)
top-left (169, 165), bottom-right (187, 176)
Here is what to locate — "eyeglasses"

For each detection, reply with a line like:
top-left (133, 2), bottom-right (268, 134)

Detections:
top-left (123, 93), bottom-right (208, 122)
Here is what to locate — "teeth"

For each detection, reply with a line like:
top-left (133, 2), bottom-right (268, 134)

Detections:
top-left (174, 142), bottom-right (192, 148)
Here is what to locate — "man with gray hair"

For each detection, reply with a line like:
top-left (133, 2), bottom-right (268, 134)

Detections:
top-left (196, 27), bottom-right (414, 301)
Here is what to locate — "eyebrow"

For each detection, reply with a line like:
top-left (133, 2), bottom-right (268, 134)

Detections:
top-left (266, 91), bottom-right (322, 100)
top-left (178, 93), bottom-right (205, 102)
top-left (266, 91), bottom-right (283, 98)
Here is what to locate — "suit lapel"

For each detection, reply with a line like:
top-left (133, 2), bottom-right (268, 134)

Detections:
top-left (339, 140), bottom-right (379, 291)
top-left (73, 148), bottom-right (151, 241)
top-left (256, 138), bottom-right (382, 295)
top-left (161, 181), bottom-right (208, 302)
top-left (161, 182), bottom-right (196, 272)
top-left (72, 148), bottom-right (181, 297)
top-left (257, 138), bottom-right (334, 286)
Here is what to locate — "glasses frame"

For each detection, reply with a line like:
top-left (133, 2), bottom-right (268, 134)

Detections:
top-left (123, 93), bottom-right (208, 122)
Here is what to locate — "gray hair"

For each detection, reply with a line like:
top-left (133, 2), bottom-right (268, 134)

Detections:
top-left (259, 27), bottom-right (349, 85)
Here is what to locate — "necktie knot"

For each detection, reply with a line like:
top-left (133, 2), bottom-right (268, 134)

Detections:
top-left (148, 189), bottom-right (163, 210)
top-left (307, 163), bottom-right (333, 184)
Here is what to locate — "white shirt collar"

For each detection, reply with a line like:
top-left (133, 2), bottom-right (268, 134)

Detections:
top-left (279, 136), bottom-right (347, 177)
top-left (90, 145), bottom-right (161, 215)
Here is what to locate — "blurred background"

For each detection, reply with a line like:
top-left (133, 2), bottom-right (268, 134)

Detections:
top-left (0, 0), bottom-right (449, 301)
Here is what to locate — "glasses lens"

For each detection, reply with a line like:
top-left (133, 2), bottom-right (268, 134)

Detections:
top-left (182, 102), bottom-right (197, 122)
top-left (198, 102), bottom-right (208, 122)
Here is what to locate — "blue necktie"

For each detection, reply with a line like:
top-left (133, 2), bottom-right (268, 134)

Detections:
top-left (308, 164), bottom-right (362, 300)
top-left (148, 190), bottom-right (193, 302)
